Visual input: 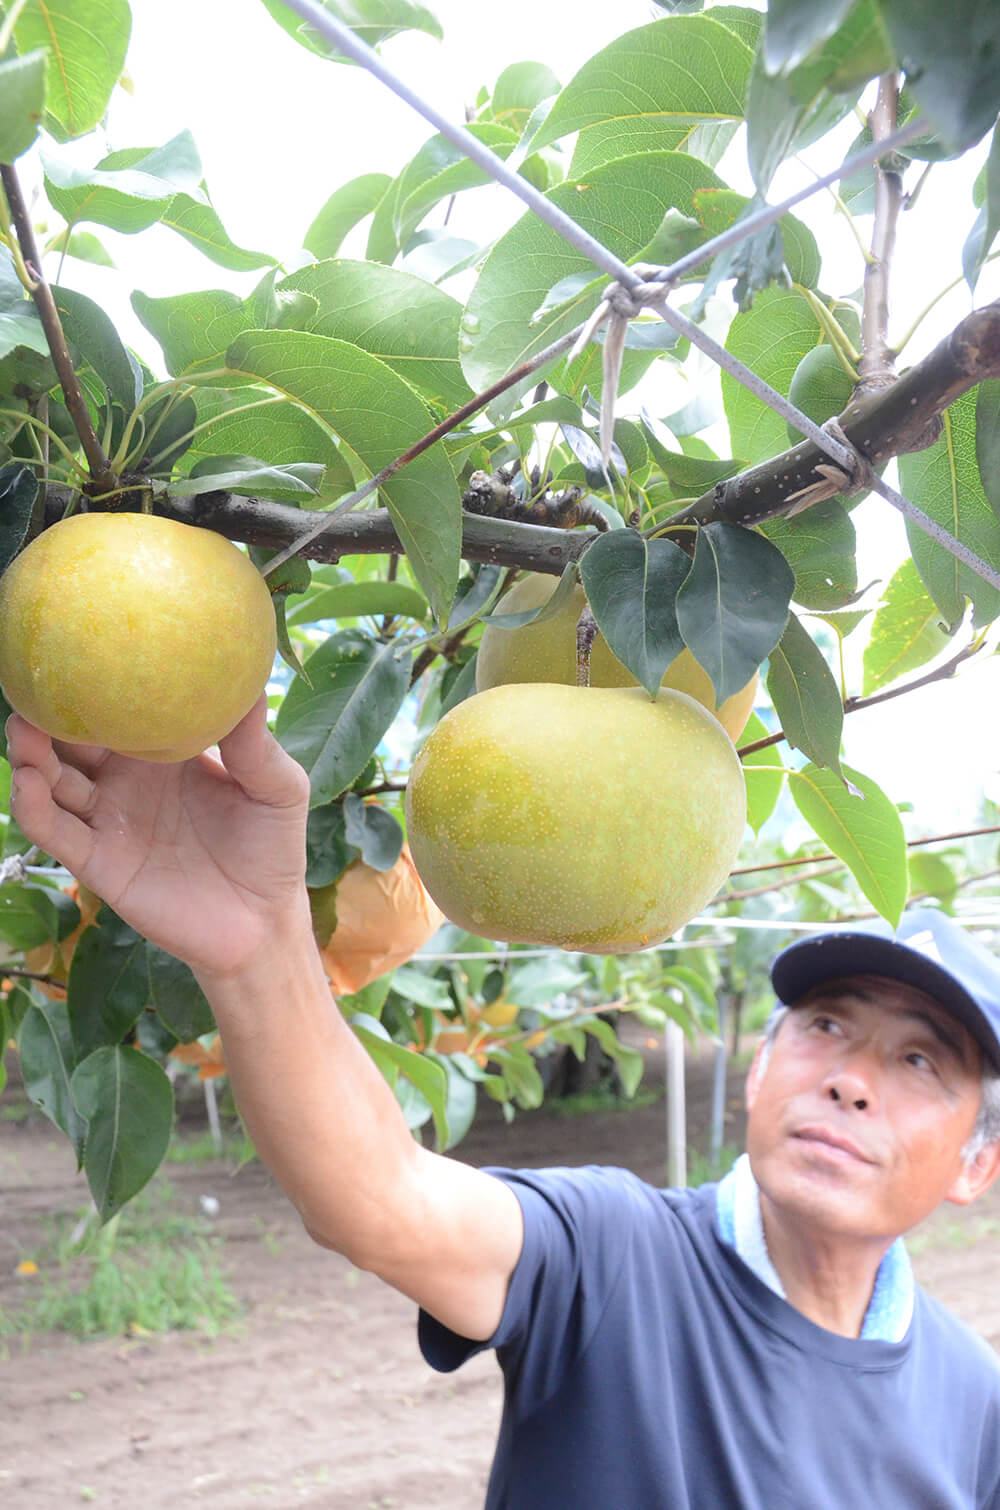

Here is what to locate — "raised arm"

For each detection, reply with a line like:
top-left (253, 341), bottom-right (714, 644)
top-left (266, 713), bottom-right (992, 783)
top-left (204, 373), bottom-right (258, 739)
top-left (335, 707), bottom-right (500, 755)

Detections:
top-left (6, 700), bottom-right (522, 1340)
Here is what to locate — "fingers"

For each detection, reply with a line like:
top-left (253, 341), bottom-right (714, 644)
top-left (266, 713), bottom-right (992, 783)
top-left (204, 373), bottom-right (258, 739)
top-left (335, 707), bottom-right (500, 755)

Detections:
top-left (215, 695), bottom-right (312, 810)
top-left (7, 716), bottom-right (100, 818)
top-left (8, 760), bottom-right (96, 877)
top-left (6, 713), bottom-right (102, 873)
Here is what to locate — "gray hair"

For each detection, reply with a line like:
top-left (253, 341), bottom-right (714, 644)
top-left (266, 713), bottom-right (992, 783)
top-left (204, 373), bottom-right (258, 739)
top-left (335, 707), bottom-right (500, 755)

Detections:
top-left (760, 1004), bottom-right (1000, 1165)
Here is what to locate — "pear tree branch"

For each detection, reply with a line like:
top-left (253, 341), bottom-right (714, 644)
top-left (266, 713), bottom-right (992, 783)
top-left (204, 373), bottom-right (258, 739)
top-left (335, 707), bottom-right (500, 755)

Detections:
top-left (0, 163), bottom-right (117, 495)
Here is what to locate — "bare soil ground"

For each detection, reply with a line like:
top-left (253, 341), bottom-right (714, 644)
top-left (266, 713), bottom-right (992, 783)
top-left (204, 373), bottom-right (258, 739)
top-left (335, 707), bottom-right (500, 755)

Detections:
top-left (3, 1027), bottom-right (999, 1510)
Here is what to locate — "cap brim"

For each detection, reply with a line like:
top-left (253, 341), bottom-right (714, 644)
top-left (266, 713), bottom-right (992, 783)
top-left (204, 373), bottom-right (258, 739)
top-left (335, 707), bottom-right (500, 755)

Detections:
top-left (770, 932), bottom-right (1000, 1071)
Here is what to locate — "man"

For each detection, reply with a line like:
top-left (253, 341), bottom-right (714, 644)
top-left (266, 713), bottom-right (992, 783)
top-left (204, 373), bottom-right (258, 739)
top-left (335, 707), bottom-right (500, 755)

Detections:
top-left (7, 699), bottom-right (1000, 1507)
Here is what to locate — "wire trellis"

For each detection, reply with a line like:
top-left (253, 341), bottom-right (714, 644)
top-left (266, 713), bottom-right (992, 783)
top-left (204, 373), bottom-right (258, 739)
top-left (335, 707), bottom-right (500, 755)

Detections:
top-left (270, 0), bottom-right (1000, 598)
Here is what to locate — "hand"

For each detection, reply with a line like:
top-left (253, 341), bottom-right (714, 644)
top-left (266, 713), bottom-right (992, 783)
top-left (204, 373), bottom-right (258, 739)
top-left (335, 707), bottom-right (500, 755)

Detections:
top-left (6, 695), bottom-right (313, 979)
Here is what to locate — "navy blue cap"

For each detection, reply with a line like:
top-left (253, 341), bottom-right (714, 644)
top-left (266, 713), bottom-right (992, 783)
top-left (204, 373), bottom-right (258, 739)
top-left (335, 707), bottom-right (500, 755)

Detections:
top-left (770, 908), bottom-right (1000, 1072)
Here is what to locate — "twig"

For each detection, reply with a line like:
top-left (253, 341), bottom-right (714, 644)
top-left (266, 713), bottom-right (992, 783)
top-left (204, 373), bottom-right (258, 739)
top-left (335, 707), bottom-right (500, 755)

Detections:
top-left (0, 163), bottom-right (117, 493)
top-left (857, 74), bottom-right (904, 393)
top-left (726, 824), bottom-right (1000, 878)
top-left (737, 638), bottom-right (984, 758)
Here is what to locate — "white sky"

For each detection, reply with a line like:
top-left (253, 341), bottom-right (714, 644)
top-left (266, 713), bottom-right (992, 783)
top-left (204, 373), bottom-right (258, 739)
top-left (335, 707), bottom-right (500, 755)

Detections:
top-left (38, 0), bottom-right (1000, 833)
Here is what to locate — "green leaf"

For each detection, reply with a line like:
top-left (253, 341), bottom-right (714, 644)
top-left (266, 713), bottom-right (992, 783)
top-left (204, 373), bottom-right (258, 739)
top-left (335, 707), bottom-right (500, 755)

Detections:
top-left (0, 462), bottom-right (36, 573)
top-left (67, 918), bottom-right (149, 1062)
top-left (878, 0), bottom-right (1000, 151)
top-left (691, 188), bottom-right (822, 307)
top-left (676, 522), bottom-right (795, 702)
top-left (962, 128), bottom-right (1000, 290)
top-left (131, 288), bottom-right (252, 377)
top-left (145, 947), bottom-right (215, 1043)
top-left (861, 557), bottom-right (953, 694)
top-left (11, 0), bottom-right (130, 142)
top-left (275, 629), bottom-right (411, 805)
top-left (304, 173), bottom-right (393, 260)
top-left (365, 123), bottom-right (518, 264)
top-left (44, 227), bottom-right (115, 268)
top-left (71, 1046), bottom-right (174, 1221)
top-left (746, 1), bottom-right (890, 190)
top-left (578, 531), bottom-right (689, 698)
top-left (129, 390), bottom-right (197, 474)
top-left (287, 579), bottom-right (428, 626)
top-left (305, 800), bottom-right (359, 889)
top-left (491, 61), bottom-right (561, 133)
top-left (907, 852), bottom-right (958, 908)
top-left (181, 386), bottom-right (354, 504)
top-left (761, 498), bottom-right (858, 609)
top-left (161, 192), bottom-right (276, 271)
top-left (462, 151), bottom-right (724, 397)
top-left (763, 0), bottom-right (856, 73)
top-left (898, 387), bottom-right (1000, 628)
top-left (279, 260), bottom-right (473, 408)
top-left (789, 761), bottom-right (908, 926)
top-left (0, 246), bottom-right (48, 361)
top-left (975, 378), bottom-right (1000, 520)
top-left (739, 710), bottom-right (785, 835)
top-left (722, 287), bottom-right (821, 464)
top-left (18, 997), bottom-right (88, 1161)
top-left (765, 610), bottom-right (844, 775)
top-left (426, 1054), bottom-right (479, 1149)
top-left (42, 132), bottom-right (205, 234)
top-left (174, 454), bottom-right (324, 503)
top-left (0, 880), bottom-right (76, 951)
top-left (529, 16), bottom-right (751, 168)
top-left (342, 792), bottom-right (404, 871)
top-left (53, 285), bottom-right (141, 408)
top-left (259, 0), bottom-right (442, 62)
top-left (351, 1014), bottom-right (449, 1149)
top-left (227, 329), bottom-right (461, 626)
top-left (0, 47), bottom-right (46, 161)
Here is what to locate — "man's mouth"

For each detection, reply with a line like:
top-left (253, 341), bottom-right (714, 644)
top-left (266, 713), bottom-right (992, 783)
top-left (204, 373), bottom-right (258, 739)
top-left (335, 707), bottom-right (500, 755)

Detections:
top-left (791, 1126), bottom-right (876, 1165)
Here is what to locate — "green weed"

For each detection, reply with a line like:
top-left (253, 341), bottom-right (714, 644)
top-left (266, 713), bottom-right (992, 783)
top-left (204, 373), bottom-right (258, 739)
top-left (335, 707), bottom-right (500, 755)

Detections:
top-left (687, 1143), bottom-right (741, 1187)
top-left (1, 1172), bottom-right (242, 1343)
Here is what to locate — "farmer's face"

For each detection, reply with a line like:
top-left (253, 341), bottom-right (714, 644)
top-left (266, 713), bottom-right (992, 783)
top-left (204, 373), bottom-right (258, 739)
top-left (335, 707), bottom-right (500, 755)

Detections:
top-left (745, 975), bottom-right (999, 1242)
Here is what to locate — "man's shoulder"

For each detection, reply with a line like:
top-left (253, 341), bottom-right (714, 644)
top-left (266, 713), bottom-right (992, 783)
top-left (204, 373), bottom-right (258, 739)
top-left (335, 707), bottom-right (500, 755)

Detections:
top-left (914, 1284), bottom-right (1000, 1393)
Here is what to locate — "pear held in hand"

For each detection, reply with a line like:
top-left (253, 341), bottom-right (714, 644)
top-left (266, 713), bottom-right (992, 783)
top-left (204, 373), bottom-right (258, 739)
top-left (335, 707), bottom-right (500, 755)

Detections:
top-left (0, 512), bottom-right (277, 761)
top-left (405, 682), bottom-right (747, 954)
top-left (476, 573), bottom-right (757, 742)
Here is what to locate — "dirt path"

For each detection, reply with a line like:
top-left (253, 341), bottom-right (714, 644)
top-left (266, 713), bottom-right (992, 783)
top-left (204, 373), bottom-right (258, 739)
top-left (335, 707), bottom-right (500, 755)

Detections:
top-left (3, 1033), bottom-right (999, 1509)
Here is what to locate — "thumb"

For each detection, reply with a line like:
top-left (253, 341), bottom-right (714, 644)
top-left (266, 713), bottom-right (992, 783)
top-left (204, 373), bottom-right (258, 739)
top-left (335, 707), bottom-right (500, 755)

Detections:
top-left (215, 695), bottom-right (311, 810)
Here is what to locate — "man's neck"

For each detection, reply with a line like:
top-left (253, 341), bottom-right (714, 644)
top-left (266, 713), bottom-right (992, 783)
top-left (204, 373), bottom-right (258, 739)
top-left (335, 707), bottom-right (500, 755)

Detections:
top-left (757, 1188), bottom-right (892, 1337)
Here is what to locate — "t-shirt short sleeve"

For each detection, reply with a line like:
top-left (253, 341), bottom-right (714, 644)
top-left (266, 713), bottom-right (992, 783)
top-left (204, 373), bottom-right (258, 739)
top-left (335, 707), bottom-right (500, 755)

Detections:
top-left (418, 1165), bottom-right (644, 1408)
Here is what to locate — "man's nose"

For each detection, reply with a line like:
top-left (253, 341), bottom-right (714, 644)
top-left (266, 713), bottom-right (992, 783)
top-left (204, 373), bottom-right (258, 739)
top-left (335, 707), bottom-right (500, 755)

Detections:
top-left (823, 1054), bottom-right (878, 1111)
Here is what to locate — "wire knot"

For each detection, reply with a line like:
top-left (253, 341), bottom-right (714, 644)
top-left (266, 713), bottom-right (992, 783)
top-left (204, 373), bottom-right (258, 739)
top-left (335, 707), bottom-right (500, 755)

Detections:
top-left (821, 418), bottom-right (877, 498)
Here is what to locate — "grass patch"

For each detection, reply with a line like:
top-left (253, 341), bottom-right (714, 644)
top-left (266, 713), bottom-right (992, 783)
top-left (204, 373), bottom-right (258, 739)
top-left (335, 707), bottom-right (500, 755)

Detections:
top-left (165, 1128), bottom-right (256, 1167)
top-left (544, 1085), bottom-right (661, 1118)
top-left (687, 1142), bottom-right (741, 1187)
top-left (1, 1172), bottom-right (243, 1344)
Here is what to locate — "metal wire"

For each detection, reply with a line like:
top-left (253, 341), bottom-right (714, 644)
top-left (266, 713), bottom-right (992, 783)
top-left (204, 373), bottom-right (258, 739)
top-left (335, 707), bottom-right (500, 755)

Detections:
top-left (271, 0), bottom-right (1000, 595)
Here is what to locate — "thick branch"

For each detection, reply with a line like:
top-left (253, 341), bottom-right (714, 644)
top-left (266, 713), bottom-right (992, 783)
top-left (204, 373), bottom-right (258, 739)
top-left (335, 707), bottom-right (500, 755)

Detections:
top-left (35, 299), bottom-right (1000, 572)
top-left (0, 163), bottom-right (117, 494)
top-left (664, 299), bottom-right (1000, 532)
top-left (44, 489), bottom-right (599, 573)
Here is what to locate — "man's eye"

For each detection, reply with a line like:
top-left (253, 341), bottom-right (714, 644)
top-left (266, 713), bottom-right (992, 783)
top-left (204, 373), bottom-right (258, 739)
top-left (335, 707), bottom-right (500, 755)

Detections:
top-left (905, 1051), bottom-right (935, 1074)
top-left (810, 1015), bottom-right (840, 1034)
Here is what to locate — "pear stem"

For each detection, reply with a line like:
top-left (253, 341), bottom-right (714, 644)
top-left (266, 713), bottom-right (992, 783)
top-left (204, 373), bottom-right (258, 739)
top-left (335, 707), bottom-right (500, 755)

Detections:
top-left (575, 606), bottom-right (598, 687)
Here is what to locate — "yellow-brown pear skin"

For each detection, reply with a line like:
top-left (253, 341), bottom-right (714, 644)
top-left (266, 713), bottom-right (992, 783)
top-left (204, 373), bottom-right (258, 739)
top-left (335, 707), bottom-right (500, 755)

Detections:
top-left (405, 682), bottom-right (747, 954)
top-left (0, 512), bottom-right (277, 761)
top-left (476, 574), bottom-right (757, 741)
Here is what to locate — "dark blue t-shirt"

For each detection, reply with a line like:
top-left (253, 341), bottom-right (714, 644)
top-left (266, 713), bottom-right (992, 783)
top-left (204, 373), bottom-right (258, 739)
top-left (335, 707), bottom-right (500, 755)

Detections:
top-left (419, 1167), bottom-right (1000, 1509)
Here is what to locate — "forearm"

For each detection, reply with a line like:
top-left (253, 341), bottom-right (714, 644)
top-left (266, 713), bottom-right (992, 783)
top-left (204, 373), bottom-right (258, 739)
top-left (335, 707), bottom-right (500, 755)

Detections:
top-left (193, 899), bottom-right (419, 1266)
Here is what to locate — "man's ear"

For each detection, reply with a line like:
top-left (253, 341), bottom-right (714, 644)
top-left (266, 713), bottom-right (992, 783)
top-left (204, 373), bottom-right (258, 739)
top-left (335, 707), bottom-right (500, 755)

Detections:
top-left (945, 1140), bottom-right (1000, 1208)
top-left (745, 1040), bottom-right (768, 1113)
